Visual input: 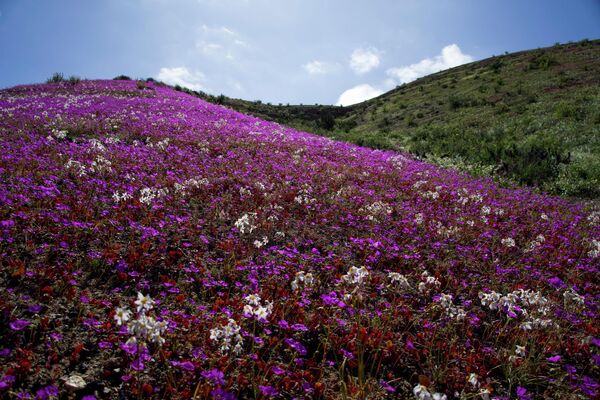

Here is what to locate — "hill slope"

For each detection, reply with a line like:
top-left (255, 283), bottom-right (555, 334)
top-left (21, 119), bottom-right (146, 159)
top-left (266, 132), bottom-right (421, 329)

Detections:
top-left (0, 81), bottom-right (599, 399)
top-left (189, 39), bottom-right (600, 198)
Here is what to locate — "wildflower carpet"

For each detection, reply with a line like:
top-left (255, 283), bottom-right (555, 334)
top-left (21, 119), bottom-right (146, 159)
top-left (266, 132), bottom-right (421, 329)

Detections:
top-left (0, 80), bottom-right (598, 399)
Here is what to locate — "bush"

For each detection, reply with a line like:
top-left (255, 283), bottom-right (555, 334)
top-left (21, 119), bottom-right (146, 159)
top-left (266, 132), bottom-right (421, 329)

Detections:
top-left (528, 52), bottom-right (558, 70)
top-left (113, 75), bottom-right (131, 80)
top-left (68, 75), bottom-right (81, 85)
top-left (47, 72), bottom-right (64, 83)
top-left (554, 153), bottom-right (600, 197)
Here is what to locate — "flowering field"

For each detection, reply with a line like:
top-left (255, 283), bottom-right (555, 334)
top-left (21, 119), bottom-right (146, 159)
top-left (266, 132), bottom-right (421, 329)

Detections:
top-left (0, 80), bottom-right (598, 399)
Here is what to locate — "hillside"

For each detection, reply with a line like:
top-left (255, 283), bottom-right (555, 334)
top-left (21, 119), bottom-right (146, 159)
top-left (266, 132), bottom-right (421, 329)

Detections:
top-left (0, 80), bottom-right (599, 399)
top-left (185, 39), bottom-right (600, 198)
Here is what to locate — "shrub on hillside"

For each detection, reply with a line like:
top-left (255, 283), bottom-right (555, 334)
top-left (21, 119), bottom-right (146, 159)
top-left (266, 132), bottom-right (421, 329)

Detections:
top-left (46, 72), bottom-right (64, 83)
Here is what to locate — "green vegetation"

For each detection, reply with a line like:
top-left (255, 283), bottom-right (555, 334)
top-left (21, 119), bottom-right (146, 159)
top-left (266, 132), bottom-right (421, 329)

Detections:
top-left (156, 39), bottom-right (600, 198)
top-left (47, 73), bottom-right (81, 85)
top-left (46, 72), bottom-right (65, 83)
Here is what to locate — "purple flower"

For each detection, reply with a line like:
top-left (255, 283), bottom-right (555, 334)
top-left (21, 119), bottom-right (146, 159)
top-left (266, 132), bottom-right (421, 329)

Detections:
top-left (321, 291), bottom-right (345, 308)
top-left (259, 385), bottom-right (279, 397)
top-left (120, 342), bottom-right (138, 355)
top-left (581, 376), bottom-right (599, 397)
top-left (172, 360), bottom-right (195, 371)
top-left (28, 304), bottom-right (43, 314)
top-left (547, 355), bottom-right (561, 362)
top-left (210, 388), bottom-right (236, 400)
top-left (516, 386), bottom-right (532, 400)
top-left (547, 276), bottom-right (564, 288)
top-left (380, 379), bottom-right (395, 393)
top-left (278, 319), bottom-right (289, 329)
top-left (36, 385), bottom-right (58, 400)
top-left (271, 366), bottom-right (286, 375)
top-left (202, 368), bottom-right (225, 385)
top-left (0, 220), bottom-right (15, 228)
top-left (0, 375), bottom-right (16, 390)
top-left (10, 319), bottom-right (30, 331)
top-left (130, 358), bottom-right (145, 371)
top-left (49, 332), bottom-right (63, 342)
top-left (340, 348), bottom-right (355, 360)
top-left (291, 323), bottom-right (308, 332)
top-left (284, 338), bottom-right (307, 356)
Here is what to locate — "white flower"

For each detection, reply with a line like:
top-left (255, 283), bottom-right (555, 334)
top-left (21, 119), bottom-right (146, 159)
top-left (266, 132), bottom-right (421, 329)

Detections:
top-left (501, 237), bottom-right (516, 247)
top-left (515, 345), bottom-right (526, 357)
top-left (359, 201), bottom-right (392, 221)
top-left (139, 187), bottom-right (168, 205)
top-left (563, 288), bottom-right (585, 307)
top-left (245, 294), bottom-right (261, 306)
top-left (291, 271), bottom-right (315, 291)
top-left (211, 319), bottom-right (243, 355)
top-left (135, 292), bottom-right (154, 313)
top-left (520, 321), bottom-right (532, 331)
top-left (413, 384), bottom-right (447, 400)
top-left (388, 272), bottom-right (411, 290)
top-left (468, 373), bottom-right (479, 387)
top-left (243, 294), bottom-right (273, 321)
top-left (588, 239), bottom-right (600, 258)
top-left (253, 236), bottom-right (269, 248)
top-left (254, 306), bottom-right (271, 320)
top-left (114, 307), bottom-right (132, 326)
top-left (341, 266), bottom-right (369, 285)
top-left (414, 213), bottom-right (424, 225)
top-left (413, 384), bottom-right (431, 400)
top-left (234, 213), bottom-right (257, 234)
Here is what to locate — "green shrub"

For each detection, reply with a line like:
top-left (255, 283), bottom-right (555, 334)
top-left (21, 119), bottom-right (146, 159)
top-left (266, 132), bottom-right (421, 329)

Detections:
top-left (554, 153), bottom-right (600, 197)
top-left (528, 52), bottom-right (558, 70)
top-left (47, 72), bottom-right (64, 83)
top-left (68, 75), bottom-right (81, 85)
top-left (113, 75), bottom-right (131, 80)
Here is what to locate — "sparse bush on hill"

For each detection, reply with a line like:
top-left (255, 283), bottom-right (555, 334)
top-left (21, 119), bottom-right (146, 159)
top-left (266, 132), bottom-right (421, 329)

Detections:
top-left (46, 72), bottom-right (65, 83)
top-left (136, 80), bottom-right (147, 90)
top-left (68, 75), bottom-right (81, 85)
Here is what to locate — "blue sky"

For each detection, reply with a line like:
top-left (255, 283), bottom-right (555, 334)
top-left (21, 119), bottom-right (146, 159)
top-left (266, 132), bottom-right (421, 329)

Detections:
top-left (1, 0), bottom-right (599, 105)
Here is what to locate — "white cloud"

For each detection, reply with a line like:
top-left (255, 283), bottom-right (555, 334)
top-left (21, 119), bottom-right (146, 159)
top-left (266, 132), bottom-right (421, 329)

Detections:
top-left (349, 47), bottom-right (381, 75)
top-left (196, 25), bottom-right (248, 61)
top-left (336, 84), bottom-right (383, 106)
top-left (387, 44), bottom-right (473, 84)
top-left (302, 60), bottom-right (337, 75)
top-left (156, 67), bottom-right (206, 91)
